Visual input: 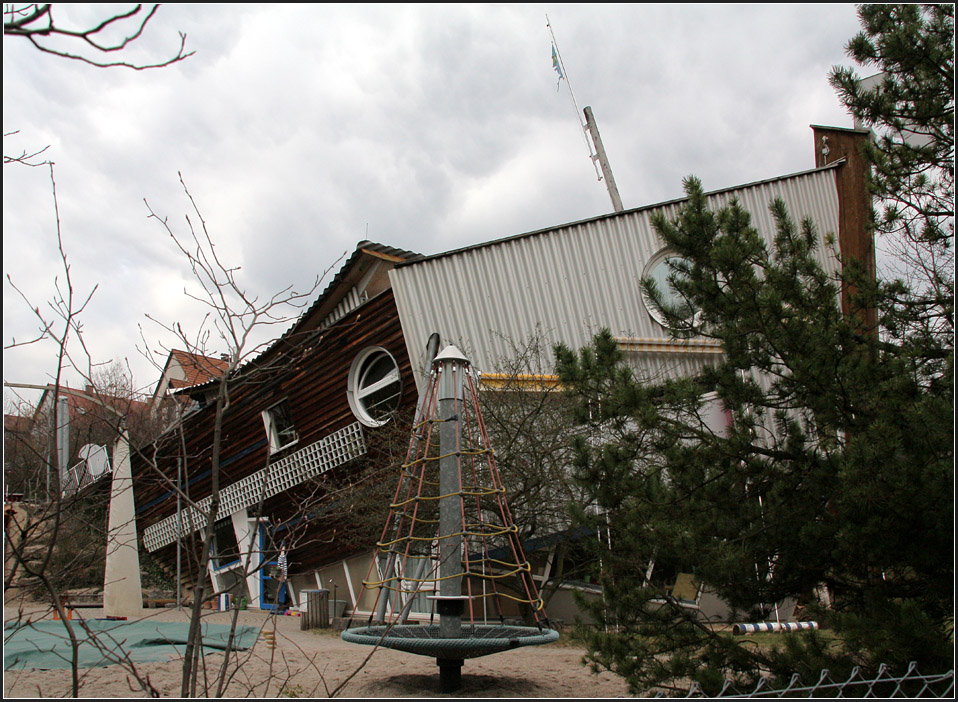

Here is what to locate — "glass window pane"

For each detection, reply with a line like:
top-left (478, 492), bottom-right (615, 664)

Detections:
top-left (643, 252), bottom-right (697, 328)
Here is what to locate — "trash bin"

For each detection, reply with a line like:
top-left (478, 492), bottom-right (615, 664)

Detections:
top-left (301, 589), bottom-right (329, 630)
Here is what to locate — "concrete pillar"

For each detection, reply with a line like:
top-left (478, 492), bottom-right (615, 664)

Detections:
top-left (103, 429), bottom-right (143, 618)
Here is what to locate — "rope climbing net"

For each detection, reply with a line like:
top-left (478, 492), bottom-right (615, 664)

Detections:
top-left (352, 348), bottom-right (552, 630)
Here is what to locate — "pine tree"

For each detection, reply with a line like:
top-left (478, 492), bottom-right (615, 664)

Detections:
top-left (557, 5), bottom-right (954, 693)
top-left (557, 186), bottom-right (953, 694)
top-left (556, 9), bottom-right (953, 692)
top-left (830, 4), bottom-right (953, 248)
top-left (830, 5), bottom-right (953, 382)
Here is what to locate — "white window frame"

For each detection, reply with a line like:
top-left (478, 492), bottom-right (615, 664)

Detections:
top-left (262, 399), bottom-right (299, 454)
top-left (641, 248), bottom-right (699, 330)
top-left (209, 517), bottom-right (242, 572)
top-left (347, 347), bottom-right (402, 428)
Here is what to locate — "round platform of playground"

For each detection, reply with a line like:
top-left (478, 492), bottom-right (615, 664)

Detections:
top-left (341, 623), bottom-right (559, 658)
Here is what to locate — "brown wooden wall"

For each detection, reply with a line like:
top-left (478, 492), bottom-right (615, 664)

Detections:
top-left (133, 289), bottom-right (416, 575)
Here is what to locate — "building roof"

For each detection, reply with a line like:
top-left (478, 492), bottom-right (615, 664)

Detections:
top-left (151, 349), bottom-right (231, 404)
top-left (178, 241), bottom-right (421, 396)
top-left (34, 384), bottom-right (150, 422)
top-left (395, 160), bottom-right (845, 269)
top-left (279, 241), bottom-right (421, 340)
top-left (389, 159), bottom-right (850, 391)
top-left (166, 350), bottom-right (230, 389)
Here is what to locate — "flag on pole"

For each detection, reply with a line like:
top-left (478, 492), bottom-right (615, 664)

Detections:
top-left (552, 43), bottom-right (564, 89)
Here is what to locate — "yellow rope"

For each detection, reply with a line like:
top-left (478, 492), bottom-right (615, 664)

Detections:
top-left (401, 448), bottom-right (493, 469)
top-left (363, 575), bottom-right (437, 588)
top-left (462, 520), bottom-right (514, 532)
top-left (471, 556), bottom-right (531, 571)
top-left (468, 561), bottom-right (532, 578)
top-left (377, 533), bottom-right (444, 547)
top-left (378, 522), bottom-right (520, 546)
top-left (366, 560), bottom-right (532, 587)
top-left (364, 583), bottom-right (544, 611)
top-left (389, 486), bottom-right (503, 509)
top-left (373, 549), bottom-right (434, 561)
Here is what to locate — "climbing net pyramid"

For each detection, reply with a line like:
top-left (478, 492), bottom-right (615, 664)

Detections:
top-left (363, 345), bottom-right (549, 626)
top-left (343, 346), bottom-right (557, 690)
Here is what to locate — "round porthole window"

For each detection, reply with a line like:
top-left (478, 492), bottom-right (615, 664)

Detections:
top-left (641, 249), bottom-right (698, 330)
top-left (348, 347), bottom-right (402, 427)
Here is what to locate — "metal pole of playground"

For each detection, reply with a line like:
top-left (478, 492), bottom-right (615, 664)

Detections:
top-left (435, 347), bottom-right (467, 692)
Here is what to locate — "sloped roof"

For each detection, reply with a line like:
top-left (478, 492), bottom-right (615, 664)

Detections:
top-left (34, 385), bottom-right (150, 422)
top-left (177, 241), bottom-right (421, 394)
top-left (167, 350), bottom-right (230, 389)
top-left (389, 159), bottom-right (849, 391)
top-left (395, 160), bottom-right (845, 269)
top-left (279, 241), bottom-right (421, 341)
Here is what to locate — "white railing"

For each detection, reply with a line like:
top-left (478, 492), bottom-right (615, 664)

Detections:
top-left (143, 422), bottom-right (366, 552)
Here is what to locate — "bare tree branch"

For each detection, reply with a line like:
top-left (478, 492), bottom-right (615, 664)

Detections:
top-left (3, 4), bottom-right (194, 70)
top-left (3, 130), bottom-right (52, 166)
top-left (4, 162), bottom-right (98, 365)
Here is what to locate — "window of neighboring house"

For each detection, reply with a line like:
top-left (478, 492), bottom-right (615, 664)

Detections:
top-left (641, 249), bottom-right (699, 330)
top-left (644, 557), bottom-right (702, 605)
top-left (211, 518), bottom-right (241, 570)
top-left (263, 400), bottom-right (298, 454)
top-left (347, 347), bottom-right (402, 427)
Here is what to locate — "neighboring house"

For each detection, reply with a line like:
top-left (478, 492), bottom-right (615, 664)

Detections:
top-left (151, 349), bottom-right (230, 410)
top-left (4, 413), bottom-right (36, 500)
top-left (33, 384), bottom-right (152, 496)
top-left (132, 125), bottom-right (873, 620)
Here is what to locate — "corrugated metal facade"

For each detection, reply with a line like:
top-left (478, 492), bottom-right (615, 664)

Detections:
top-left (390, 167), bottom-right (843, 389)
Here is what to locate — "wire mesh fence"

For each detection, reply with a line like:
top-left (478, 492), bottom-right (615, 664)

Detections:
top-left (662, 662), bottom-right (954, 698)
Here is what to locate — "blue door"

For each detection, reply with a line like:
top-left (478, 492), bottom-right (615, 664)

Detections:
top-left (259, 524), bottom-right (288, 611)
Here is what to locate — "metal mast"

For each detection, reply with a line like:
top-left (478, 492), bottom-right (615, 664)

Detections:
top-left (547, 15), bottom-right (624, 212)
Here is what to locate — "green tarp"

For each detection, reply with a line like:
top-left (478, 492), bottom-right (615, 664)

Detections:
top-left (4, 619), bottom-right (259, 670)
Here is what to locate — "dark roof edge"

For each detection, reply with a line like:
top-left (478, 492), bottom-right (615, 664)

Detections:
top-left (809, 124), bottom-right (872, 135)
top-left (175, 241), bottom-right (421, 395)
top-left (282, 240), bottom-right (421, 340)
top-left (396, 160), bottom-right (845, 268)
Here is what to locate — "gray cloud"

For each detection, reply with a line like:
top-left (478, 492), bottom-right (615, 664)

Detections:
top-left (3, 4), bottom-right (862, 404)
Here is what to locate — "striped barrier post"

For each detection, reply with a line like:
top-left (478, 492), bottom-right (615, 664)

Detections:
top-left (733, 621), bottom-right (819, 636)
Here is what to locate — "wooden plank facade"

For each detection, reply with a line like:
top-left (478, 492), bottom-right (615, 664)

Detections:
top-left (133, 252), bottom-right (420, 609)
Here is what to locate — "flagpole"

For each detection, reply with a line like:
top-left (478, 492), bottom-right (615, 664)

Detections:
top-left (546, 14), bottom-right (602, 181)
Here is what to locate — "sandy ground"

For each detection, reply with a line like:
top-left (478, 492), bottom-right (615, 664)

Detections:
top-left (3, 600), bottom-right (629, 698)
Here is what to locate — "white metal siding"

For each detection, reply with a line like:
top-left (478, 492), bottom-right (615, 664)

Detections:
top-left (391, 168), bottom-right (842, 389)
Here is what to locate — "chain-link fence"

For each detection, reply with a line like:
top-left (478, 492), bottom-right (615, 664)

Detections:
top-left (663, 662), bottom-right (954, 698)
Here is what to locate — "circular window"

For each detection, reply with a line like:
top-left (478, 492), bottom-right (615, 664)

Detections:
top-left (641, 250), bottom-right (698, 330)
top-left (348, 347), bottom-right (402, 427)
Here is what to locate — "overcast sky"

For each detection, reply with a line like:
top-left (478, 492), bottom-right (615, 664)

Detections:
top-left (3, 4), bottom-right (866, 407)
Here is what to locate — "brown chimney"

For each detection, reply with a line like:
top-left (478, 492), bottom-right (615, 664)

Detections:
top-left (811, 125), bottom-right (877, 330)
